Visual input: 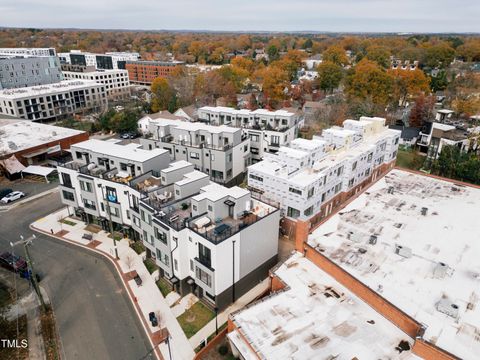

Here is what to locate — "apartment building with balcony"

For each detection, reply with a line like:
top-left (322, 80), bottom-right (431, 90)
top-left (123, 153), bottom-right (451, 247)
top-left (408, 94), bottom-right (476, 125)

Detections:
top-left (0, 80), bottom-right (108, 121)
top-left (197, 106), bottom-right (304, 162)
top-left (57, 139), bottom-right (170, 238)
top-left (62, 69), bottom-right (131, 100)
top-left (125, 60), bottom-right (184, 85)
top-left (138, 112), bottom-right (251, 185)
top-left (137, 164), bottom-right (279, 310)
top-left (58, 50), bottom-right (140, 70)
top-left (247, 116), bottom-right (401, 231)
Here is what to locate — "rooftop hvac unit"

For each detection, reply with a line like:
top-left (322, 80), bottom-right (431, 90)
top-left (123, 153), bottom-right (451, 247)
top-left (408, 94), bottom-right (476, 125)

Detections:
top-left (348, 231), bottom-right (362, 243)
top-left (394, 244), bottom-right (412, 258)
top-left (421, 207), bottom-right (428, 216)
top-left (433, 262), bottom-right (449, 279)
top-left (369, 235), bottom-right (378, 245)
top-left (436, 298), bottom-right (459, 318)
top-left (387, 186), bottom-right (395, 194)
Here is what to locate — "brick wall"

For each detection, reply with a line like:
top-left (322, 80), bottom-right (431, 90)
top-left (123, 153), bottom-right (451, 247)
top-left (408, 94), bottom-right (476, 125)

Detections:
top-left (412, 338), bottom-right (459, 360)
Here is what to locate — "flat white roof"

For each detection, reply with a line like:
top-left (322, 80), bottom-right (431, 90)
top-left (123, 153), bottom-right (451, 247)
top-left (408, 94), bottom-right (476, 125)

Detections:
top-left (290, 137), bottom-right (325, 150)
top-left (175, 170), bottom-right (208, 186)
top-left (192, 183), bottom-right (249, 202)
top-left (199, 106), bottom-right (296, 117)
top-left (145, 116), bottom-right (240, 134)
top-left (0, 80), bottom-right (102, 99)
top-left (0, 120), bottom-right (84, 155)
top-left (72, 139), bottom-right (168, 163)
top-left (231, 253), bottom-right (419, 360)
top-left (161, 160), bottom-right (192, 173)
top-left (432, 122), bottom-right (456, 131)
top-left (308, 169), bottom-right (480, 360)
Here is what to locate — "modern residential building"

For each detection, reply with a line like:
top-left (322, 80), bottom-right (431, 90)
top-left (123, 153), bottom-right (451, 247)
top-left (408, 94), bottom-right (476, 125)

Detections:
top-left (302, 53), bottom-right (322, 70)
top-left (228, 253), bottom-right (418, 359)
top-left (0, 80), bottom-right (108, 121)
top-left (125, 60), bottom-right (184, 85)
top-left (301, 169), bottom-right (480, 360)
top-left (197, 106), bottom-right (304, 162)
top-left (0, 55), bottom-right (62, 89)
top-left (58, 50), bottom-right (140, 70)
top-left (0, 48), bottom-right (57, 57)
top-left (137, 166), bottom-right (279, 310)
top-left (138, 112), bottom-right (251, 185)
top-left (247, 116), bottom-right (401, 231)
top-left (62, 69), bottom-right (131, 100)
top-left (57, 138), bottom-right (170, 238)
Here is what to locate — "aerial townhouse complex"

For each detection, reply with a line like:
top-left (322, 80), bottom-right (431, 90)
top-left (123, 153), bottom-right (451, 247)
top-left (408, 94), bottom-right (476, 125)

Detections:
top-left (125, 60), bottom-right (184, 85)
top-left (0, 80), bottom-right (108, 121)
top-left (58, 50), bottom-right (140, 70)
top-left (62, 68), bottom-right (131, 100)
top-left (56, 139), bottom-right (279, 310)
top-left (247, 116), bottom-right (401, 232)
top-left (138, 112), bottom-right (251, 185)
top-left (0, 54), bottom-right (62, 89)
top-left (197, 106), bottom-right (304, 162)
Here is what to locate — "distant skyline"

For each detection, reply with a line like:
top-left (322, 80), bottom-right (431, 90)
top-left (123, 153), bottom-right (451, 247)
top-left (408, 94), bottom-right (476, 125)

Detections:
top-left (1, 0), bottom-right (479, 33)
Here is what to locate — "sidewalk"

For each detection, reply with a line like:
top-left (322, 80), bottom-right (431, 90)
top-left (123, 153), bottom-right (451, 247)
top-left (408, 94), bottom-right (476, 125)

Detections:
top-left (31, 208), bottom-right (195, 360)
top-left (188, 278), bottom-right (270, 348)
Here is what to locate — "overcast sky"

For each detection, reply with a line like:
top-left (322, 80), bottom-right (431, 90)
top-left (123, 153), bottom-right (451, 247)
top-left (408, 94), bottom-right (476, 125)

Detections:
top-left (0, 0), bottom-right (479, 33)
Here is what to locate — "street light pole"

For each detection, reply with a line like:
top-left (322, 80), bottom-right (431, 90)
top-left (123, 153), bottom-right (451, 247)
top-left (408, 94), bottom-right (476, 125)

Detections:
top-left (98, 184), bottom-right (119, 259)
top-left (215, 306), bottom-right (219, 335)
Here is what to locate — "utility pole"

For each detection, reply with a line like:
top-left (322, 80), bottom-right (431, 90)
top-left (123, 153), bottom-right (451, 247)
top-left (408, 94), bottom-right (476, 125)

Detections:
top-left (23, 238), bottom-right (47, 312)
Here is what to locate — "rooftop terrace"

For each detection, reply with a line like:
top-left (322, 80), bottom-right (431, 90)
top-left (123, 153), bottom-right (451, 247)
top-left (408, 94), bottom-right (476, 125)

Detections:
top-left (308, 169), bottom-right (480, 360)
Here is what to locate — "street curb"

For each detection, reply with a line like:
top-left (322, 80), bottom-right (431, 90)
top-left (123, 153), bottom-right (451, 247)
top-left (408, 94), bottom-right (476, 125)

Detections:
top-left (29, 222), bottom-right (164, 360)
top-left (0, 188), bottom-right (59, 212)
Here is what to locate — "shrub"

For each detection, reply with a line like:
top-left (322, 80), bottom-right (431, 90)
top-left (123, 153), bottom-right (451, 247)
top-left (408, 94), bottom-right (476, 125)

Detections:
top-left (218, 345), bottom-right (228, 356)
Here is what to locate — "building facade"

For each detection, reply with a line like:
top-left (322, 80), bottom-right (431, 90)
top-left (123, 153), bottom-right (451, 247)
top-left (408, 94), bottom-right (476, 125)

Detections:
top-left (247, 116), bottom-right (401, 230)
top-left (62, 69), bottom-right (131, 100)
top-left (0, 48), bottom-right (57, 57)
top-left (58, 50), bottom-right (140, 70)
top-left (0, 55), bottom-right (62, 89)
top-left (138, 113), bottom-right (251, 185)
top-left (125, 60), bottom-right (184, 85)
top-left (0, 80), bottom-right (107, 121)
top-left (197, 106), bottom-right (304, 162)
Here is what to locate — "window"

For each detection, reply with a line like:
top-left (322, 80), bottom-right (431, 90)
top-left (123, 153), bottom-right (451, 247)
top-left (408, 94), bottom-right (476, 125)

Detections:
top-left (249, 134), bottom-right (260, 142)
top-left (79, 180), bottom-right (92, 192)
top-left (367, 153), bottom-right (373, 162)
top-left (307, 188), bottom-right (314, 199)
top-left (271, 135), bottom-right (280, 145)
top-left (395, 137), bottom-right (399, 145)
top-left (334, 183), bottom-right (342, 194)
top-left (190, 152), bottom-right (199, 159)
top-left (352, 161), bottom-right (357, 171)
top-left (196, 267), bottom-right (212, 287)
top-left (75, 151), bottom-right (82, 159)
top-left (336, 166), bottom-right (344, 176)
top-left (228, 154), bottom-right (232, 162)
top-left (83, 199), bottom-right (96, 210)
top-left (120, 163), bottom-right (127, 171)
top-left (198, 243), bottom-right (211, 268)
top-left (61, 172), bottom-right (72, 187)
top-left (192, 205), bottom-right (197, 211)
top-left (249, 174), bottom-right (263, 182)
top-left (289, 187), bottom-right (302, 196)
top-left (108, 206), bottom-right (119, 217)
top-left (287, 207), bottom-right (300, 218)
top-left (106, 187), bottom-right (118, 202)
top-left (174, 259), bottom-right (178, 271)
top-left (365, 168), bottom-right (371, 176)
top-left (348, 178), bottom-right (354, 187)
top-left (321, 192), bottom-right (326, 202)
top-left (140, 210), bottom-right (145, 222)
top-left (304, 206), bottom-right (313, 216)
top-left (207, 205), bottom-right (213, 211)
top-left (62, 190), bottom-right (74, 201)
top-left (154, 227), bottom-right (167, 245)
top-left (190, 260), bottom-right (194, 271)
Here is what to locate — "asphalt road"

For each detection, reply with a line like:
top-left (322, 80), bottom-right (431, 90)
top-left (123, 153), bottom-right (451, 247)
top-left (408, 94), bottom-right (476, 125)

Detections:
top-left (0, 192), bottom-right (153, 360)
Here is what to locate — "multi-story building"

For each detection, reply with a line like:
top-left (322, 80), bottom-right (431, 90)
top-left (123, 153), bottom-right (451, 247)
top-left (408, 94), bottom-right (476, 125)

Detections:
top-left (0, 55), bottom-right (62, 89)
top-left (0, 80), bottom-right (108, 121)
top-left (138, 112), bottom-right (251, 185)
top-left (57, 139), bottom-right (170, 237)
top-left (62, 69), bottom-right (131, 100)
top-left (247, 116), bottom-right (401, 231)
top-left (58, 50), bottom-right (140, 70)
top-left (0, 48), bottom-right (57, 57)
top-left (197, 106), bottom-right (304, 162)
top-left (125, 60), bottom-right (184, 85)
top-left (137, 164), bottom-right (279, 310)
top-left (57, 139), bottom-right (279, 310)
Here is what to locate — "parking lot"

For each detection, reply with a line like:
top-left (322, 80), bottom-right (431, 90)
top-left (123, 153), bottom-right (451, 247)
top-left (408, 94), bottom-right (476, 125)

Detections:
top-left (0, 178), bottom-right (58, 204)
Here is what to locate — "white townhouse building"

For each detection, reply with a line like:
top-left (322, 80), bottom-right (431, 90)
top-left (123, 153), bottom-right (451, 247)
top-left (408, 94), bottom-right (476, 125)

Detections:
top-left (58, 50), bottom-right (140, 70)
top-left (247, 117), bottom-right (401, 229)
top-left (197, 106), bottom-right (304, 162)
top-left (0, 80), bottom-right (107, 121)
top-left (0, 48), bottom-right (57, 57)
top-left (62, 69), bottom-right (131, 100)
top-left (138, 112), bottom-right (251, 186)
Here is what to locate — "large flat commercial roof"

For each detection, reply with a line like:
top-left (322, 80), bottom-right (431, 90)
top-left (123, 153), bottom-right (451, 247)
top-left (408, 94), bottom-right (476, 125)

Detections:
top-left (72, 139), bottom-right (168, 163)
top-left (0, 120), bottom-right (85, 155)
top-left (0, 80), bottom-right (102, 99)
top-left (230, 253), bottom-right (419, 360)
top-left (308, 169), bottom-right (480, 360)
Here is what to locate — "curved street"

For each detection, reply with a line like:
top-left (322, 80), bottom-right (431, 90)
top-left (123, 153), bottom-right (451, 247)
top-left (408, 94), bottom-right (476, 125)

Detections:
top-left (0, 192), bottom-right (153, 360)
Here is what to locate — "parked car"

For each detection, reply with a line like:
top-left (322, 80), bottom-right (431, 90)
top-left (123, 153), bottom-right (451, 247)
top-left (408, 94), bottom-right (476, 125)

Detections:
top-left (0, 188), bottom-right (13, 198)
top-left (0, 252), bottom-right (28, 277)
top-left (120, 132), bottom-right (139, 139)
top-left (1, 191), bottom-right (25, 204)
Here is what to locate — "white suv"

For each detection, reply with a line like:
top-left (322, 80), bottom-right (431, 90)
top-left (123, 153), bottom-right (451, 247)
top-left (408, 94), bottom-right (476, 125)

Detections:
top-left (1, 191), bottom-right (25, 204)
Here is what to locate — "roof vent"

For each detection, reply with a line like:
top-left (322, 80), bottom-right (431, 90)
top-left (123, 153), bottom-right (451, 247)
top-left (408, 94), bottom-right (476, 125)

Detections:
top-left (436, 298), bottom-right (459, 318)
top-left (433, 262), bottom-right (449, 279)
top-left (369, 235), bottom-right (377, 245)
top-left (421, 207), bottom-right (428, 216)
top-left (394, 244), bottom-right (412, 258)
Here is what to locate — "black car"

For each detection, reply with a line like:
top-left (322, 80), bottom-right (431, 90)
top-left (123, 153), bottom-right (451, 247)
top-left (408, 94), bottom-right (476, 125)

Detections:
top-left (0, 252), bottom-right (28, 277)
top-left (0, 188), bottom-right (13, 198)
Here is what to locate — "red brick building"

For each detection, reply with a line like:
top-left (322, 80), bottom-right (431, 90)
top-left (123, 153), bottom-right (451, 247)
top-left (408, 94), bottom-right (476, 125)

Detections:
top-left (125, 60), bottom-right (184, 85)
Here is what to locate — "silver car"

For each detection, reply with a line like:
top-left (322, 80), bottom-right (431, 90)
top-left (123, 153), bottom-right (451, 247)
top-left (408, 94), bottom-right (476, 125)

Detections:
top-left (1, 191), bottom-right (25, 204)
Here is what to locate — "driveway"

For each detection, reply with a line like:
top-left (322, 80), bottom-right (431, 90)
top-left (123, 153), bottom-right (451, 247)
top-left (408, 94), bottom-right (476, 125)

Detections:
top-left (0, 192), bottom-right (153, 360)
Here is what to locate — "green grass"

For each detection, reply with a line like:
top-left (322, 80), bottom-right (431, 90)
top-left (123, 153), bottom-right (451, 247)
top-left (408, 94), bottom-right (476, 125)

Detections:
top-left (156, 278), bottom-right (172, 297)
top-left (143, 258), bottom-right (158, 274)
top-left (396, 149), bottom-right (425, 170)
top-left (177, 301), bottom-right (216, 338)
top-left (60, 219), bottom-right (77, 226)
top-left (130, 241), bottom-right (145, 255)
